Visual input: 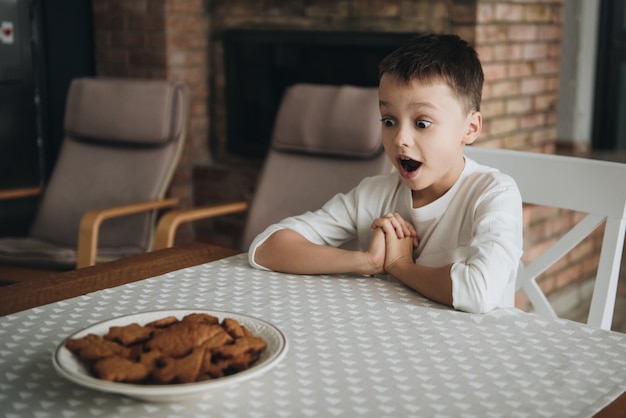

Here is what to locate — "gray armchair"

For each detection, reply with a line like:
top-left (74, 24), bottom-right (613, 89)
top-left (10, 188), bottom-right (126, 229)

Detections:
top-left (0, 77), bottom-right (188, 274)
top-left (155, 83), bottom-right (390, 252)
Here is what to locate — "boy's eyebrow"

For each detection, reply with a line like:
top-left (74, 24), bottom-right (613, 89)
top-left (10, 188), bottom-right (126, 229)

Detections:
top-left (408, 101), bottom-right (437, 110)
top-left (378, 100), bottom-right (438, 110)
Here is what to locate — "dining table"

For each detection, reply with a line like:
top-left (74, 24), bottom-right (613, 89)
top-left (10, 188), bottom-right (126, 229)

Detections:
top-left (1, 242), bottom-right (625, 418)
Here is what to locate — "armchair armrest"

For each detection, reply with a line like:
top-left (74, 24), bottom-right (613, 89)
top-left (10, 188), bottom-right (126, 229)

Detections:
top-left (76, 197), bottom-right (180, 269)
top-left (153, 201), bottom-right (249, 251)
top-left (0, 187), bottom-right (42, 201)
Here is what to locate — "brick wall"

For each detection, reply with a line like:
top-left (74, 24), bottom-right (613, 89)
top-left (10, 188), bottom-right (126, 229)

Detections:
top-left (473, 1), bottom-right (562, 152)
top-left (91, 0), bottom-right (601, 311)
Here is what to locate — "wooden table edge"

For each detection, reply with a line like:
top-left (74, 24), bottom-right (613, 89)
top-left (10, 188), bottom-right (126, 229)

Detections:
top-left (0, 242), bottom-right (239, 317)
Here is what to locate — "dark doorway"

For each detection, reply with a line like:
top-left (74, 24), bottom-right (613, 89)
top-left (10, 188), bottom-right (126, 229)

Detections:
top-left (0, 0), bottom-right (94, 235)
top-left (593, 0), bottom-right (626, 150)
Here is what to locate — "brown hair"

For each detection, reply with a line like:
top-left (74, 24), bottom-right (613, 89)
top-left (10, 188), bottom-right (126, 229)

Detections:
top-left (379, 34), bottom-right (484, 112)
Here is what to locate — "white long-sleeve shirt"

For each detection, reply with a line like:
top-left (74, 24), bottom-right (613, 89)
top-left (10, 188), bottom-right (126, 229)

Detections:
top-left (248, 156), bottom-right (524, 313)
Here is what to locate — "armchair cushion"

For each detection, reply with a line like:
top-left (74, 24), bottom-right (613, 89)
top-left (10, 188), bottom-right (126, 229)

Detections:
top-left (0, 237), bottom-right (142, 269)
top-left (64, 78), bottom-right (185, 146)
top-left (271, 84), bottom-right (383, 159)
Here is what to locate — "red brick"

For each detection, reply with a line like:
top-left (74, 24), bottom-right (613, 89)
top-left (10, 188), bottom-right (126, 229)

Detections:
top-left (531, 127), bottom-right (557, 145)
top-left (481, 99), bottom-right (506, 117)
top-left (537, 24), bottom-right (561, 40)
top-left (533, 94), bottom-right (557, 111)
top-left (524, 4), bottom-right (555, 23)
top-left (475, 45), bottom-right (494, 63)
top-left (508, 62), bottom-right (535, 78)
top-left (503, 131), bottom-right (531, 149)
top-left (110, 32), bottom-right (146, 48)
top-left (483, 63), bottom-right (507, 81)
top-left (554, 263), bottom-right (583, 289)
top-left (451, 3), bottom-right (477, 24)
top-left (493, 43), bottom-right (523, 61)
top-left (506, 97), bottom-right (533, 114)
top-left (476, 3), bottom-right (494, 23)
top-left (129, 50), bottom-right (166, 66)
top-left (520, 113), bottom-right (546, 129)
top-left (535, 59), bottom-right (560, 75)
top-left (490, 116), bottom-right (519, 135)
top-left (508, 24), bottom-right (538, 42)
top-left (520, 77), bottom-right (546, 94)
top-left (494, 3), bottom-right (524, 22)
top-left (522, 42), bottom-right (549, 59)
top-left (488, 80), bottom-right (521, 98)
top-left (475, 24), bottom-right (508, 44)
top-left (128, 15), bottom-right (166, 32)
top-left (148, 0), bottom-right (166, 13)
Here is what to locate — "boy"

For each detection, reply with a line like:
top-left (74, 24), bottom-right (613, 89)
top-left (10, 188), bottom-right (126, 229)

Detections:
top-left (248, 34), bottom-right (523, 314)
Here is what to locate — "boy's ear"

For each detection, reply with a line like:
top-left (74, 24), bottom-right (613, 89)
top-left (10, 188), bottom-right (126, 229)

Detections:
top-left (462, 111), bottom-right (482, 145)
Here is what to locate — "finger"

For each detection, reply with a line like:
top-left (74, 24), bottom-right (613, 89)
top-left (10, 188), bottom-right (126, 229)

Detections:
top-left (378, 218), bottom-right (400, 238)
top-left (405, 221), bottom-right (417, 237)
top-left (389, 213), bottom-right (414, 238)
top-left (388, 217), bottom-right (407, 239)
top-left (375, 215), bottom-right (414, 239)
top-left (371, 218), bottom-right (387, 229)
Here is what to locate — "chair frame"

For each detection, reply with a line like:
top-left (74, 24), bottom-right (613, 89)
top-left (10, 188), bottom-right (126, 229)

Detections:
top-left (0, 189), bottom-right (179, 269)
top-left (153, 201), bottom-right (248, 250)
top-left (465, 146), bottom-right (626, 330)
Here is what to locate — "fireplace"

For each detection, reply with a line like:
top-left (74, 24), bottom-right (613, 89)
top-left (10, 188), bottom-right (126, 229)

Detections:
top-left (222, 29), bottom-right (418, 157)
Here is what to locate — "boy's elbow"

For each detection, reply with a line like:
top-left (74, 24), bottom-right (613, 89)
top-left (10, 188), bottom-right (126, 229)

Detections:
top-left (454, 299), bottom-right (496, 314)
top-left (453, 294), bottom-right (493, 314)
top-left (451, 265), bottom-right (500, 314)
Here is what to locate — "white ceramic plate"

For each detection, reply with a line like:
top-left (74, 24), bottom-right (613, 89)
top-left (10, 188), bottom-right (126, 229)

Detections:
top-left (52, 309), bottom-right (288, 402)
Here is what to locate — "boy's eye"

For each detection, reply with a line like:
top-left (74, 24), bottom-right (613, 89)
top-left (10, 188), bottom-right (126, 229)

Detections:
top-left (416, 120), bottom-right (432, 129)
top-left (381, 118), bottom-right (395, 127)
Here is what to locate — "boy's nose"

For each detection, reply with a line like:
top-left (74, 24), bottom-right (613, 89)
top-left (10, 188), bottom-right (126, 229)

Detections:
top-left (392, 124), bottom-right (412, 148)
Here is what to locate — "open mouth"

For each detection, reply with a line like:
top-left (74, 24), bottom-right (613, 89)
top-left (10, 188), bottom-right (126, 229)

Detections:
top-left (398, 156), bottom-right (422, 173)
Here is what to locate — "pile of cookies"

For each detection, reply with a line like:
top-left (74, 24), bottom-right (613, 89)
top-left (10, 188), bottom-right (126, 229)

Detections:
top-left (65, 313), bottom-right (267, 384)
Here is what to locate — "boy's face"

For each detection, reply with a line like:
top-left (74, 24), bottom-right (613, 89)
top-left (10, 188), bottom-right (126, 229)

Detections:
top-left (378, 74), bottom-right (481, 207)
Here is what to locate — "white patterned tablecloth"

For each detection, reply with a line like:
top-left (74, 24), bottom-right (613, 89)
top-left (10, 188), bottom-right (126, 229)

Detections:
top-left (1, 253), bottom-right (626, 418)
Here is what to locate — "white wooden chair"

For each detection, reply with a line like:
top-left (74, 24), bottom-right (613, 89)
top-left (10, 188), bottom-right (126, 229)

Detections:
top-left (465, 146), bottom-right (626, 330)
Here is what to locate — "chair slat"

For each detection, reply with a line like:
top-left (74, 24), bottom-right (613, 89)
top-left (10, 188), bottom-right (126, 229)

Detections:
top-left (588, 217), bottom-right (626, 329)
top-left (517, 213), bottom-right (606, 288)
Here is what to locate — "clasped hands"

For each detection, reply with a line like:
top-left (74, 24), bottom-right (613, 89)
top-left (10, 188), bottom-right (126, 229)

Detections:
top-left (367, 213), bottom-right (419, 275)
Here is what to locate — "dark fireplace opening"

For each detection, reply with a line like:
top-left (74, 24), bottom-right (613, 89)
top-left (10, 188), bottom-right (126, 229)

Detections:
top-left (222, 29), bottom-right (419, 157)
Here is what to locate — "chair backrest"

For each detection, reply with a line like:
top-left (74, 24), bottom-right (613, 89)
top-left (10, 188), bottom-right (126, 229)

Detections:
top-left (241, 83), bottom-right (391, 250)
top-left (29, 77), bottom-right (188, 255)
top-left (465, 146), bottom-right (626, 329)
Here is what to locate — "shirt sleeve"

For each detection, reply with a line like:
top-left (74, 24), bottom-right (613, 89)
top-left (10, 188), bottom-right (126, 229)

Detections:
top-left (247, 188), bottom-right (361, 270)
top-left (247, 173), bottom-right (405, 270)
top-left (450, 177), bottom-right (524, 313)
